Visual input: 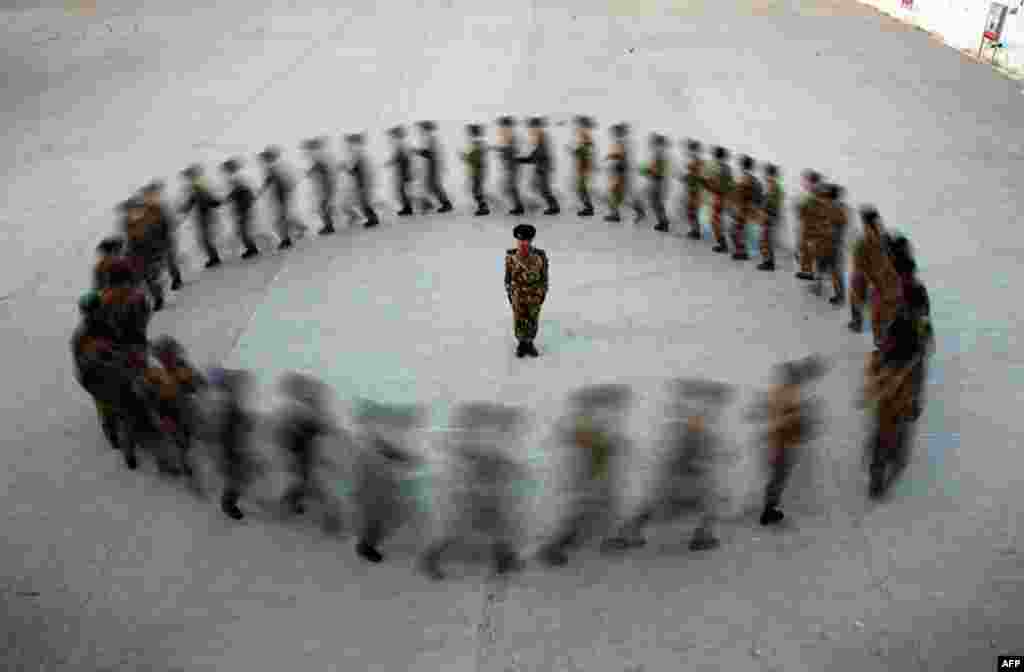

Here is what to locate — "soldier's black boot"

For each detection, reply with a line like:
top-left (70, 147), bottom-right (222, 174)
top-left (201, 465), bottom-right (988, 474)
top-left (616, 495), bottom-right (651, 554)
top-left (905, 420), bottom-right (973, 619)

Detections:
top-left (848, 306), bottom-right (864, 333)
top-left (757, 260), bottom-right (775, 271)
top-left (510, 207), bottom-right (525, 216)
top-left (419, 544), bottom-right (447, 581)
top-left (795, 271), bottom-right (814, 280)
top-left (830, 293), bottom-right (845, 306)
top-left (356, 540), bottom-right (384, 563)
top-left (516, 342), bottom-right (528, 358)
top-left (397, 207), bottom-right (414, 216)
top-left (494, 543), bottom-right (523, 575)
top-left (524, 341), bottom-right (539, 357)
top-left (538, 543), bottom-right (569, 567)
top-left (101, 418), bottom-right (121, 451)
top-left (578, 207), bottom-right (594, 217)
top-left (153, 292), bottom-right (164, 312)
top-left (688, 526), bottom-right (720, 551)
top-left (221, 491), bottom-right (244, 520)
top-left (760, 506), bottom-right (784, 525)
top-left (278, 238), bottom-right (293, 250)
top-left (205, 256), bottom-right (222, 268)
top-left (712, 243), bottom-right (728, 254)
top-left (604, 210), bottom-right (621, 223)
top-left (687, 229), bottom-right (701, 240)
top-left (123, 438), bottom-right (138, 470)
top-left (242, 246), bottom-right (259, 259)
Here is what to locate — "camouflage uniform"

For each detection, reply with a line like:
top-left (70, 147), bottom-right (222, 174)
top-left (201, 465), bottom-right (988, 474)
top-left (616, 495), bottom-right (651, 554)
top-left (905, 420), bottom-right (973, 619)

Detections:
top-left (153, 336), bottom-right (207, 489)
top-left (494, 117), bottom-right (525, 215)
top-left (681, 143), bottom-right (705, 239)
top-left (125, 204), bottom-right (172, 311)
top-left (72, 292), bottom-right (127, 454)
top-left (796, 186), bottom-right (833, 292)
top-left (643, 134), bottom-right (671, 231)
top-left (759, 167), bottom-right (783, 269)
top-left (504, 232), bottom-right (549, 353)
top-left (822, 187), bottom-right (849, 304)
top-left (462, 124), bottom-right (489, 215)
top-left (730, 158), bottom-right (762, 260)
top-left (604, 123), bottom-right (645, 223)
top-left (572, 116), bottom-right (596, 217)
top-left (849, 209), bottom-right (903, 344)
top-left (707, 149), bottom-right (734, 252)
top-left (179, 167), bottom-right (223, 267)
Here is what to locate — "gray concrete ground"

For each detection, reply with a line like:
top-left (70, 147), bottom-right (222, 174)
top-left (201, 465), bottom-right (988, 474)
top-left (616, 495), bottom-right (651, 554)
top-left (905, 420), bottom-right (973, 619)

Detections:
top-left (2, 1), bottom-right (1023, 670)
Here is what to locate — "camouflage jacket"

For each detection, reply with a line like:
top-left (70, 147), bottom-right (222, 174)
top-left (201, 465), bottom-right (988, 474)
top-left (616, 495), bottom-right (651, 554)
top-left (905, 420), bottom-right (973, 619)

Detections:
top-left (98, 286), bottom-right (151, 348)
top-left (797, 195), bottom-right (833, 246)
top-left (463, 142), bottom-right (487, 178)
top-left (574, 141), bottom-right (594, 176)
top-left (504, 247), bottom-right (549, 303)
top-left (763, 179), bottom-right (783, 217)
top-left (706, 161), bottom-right (733, 195)
top-left (852, 234), bottom-right (902, 301)
top-left (71, 319), bottom-right (119, 381)
top-left (125, 206), bottom-right (172, 262)
top-left (642, 150), bottom-right (668, 181)
top-left (749, 386), bottom-right (823, 461)
top-left (683, 158), bottom-right (705, 192)
top-left (732, 172), bottom-right (764, 220)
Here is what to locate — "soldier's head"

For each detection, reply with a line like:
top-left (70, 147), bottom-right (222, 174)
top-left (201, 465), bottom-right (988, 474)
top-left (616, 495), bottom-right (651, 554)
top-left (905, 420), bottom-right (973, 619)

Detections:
top-left (78, 290), bottom-right (102, 318)
top-left (860, 205), bottom-right (882, 239)
top-left (802, 170), bottom-right (821, 192)
top-left (107, 257), bottom-right (137, 287)
top-left (650, 133), bottom-right (668, 149)
top-left (96, 236), bottom-right (124, 258)
top-left (181, 164), bottom-right (202, 183)
top-left (886, 232), bottom-right (916, 275)
top-left (776, 355), bottom-right (828, 387)
top-left (344, 133), bottom-right (365, 152)
top-left (417, 120), bottom-right (437, 137)
top-left (825, 183), bottom-right (842, 201)
top-left (221, 158), bottom-right (242, 177)
top-left (739, 155), bottom-right (755, 172)
top-left (513, 223), bottom-right (536, 254)
top-left (610, 123), bottom-right (629, 139)
top-left (118, 196), bottom-right (146, 224)
top-left (467, 123), bottom-right (484, 140)
top-left (152, 335), bottom-right (186, 368)
top-left (301, 137), bottom-right (326, 156)
top-left (387, 126), bottom-right (406, 145)
top-left (258, 146), bottom-right (281, 164)
top-left (712, 146), bottom-right (728, 161)
top-left (764, 163), bottom-right (779, 180)
top-left (574, 115), bottom-right (594, 143)
top-left (685, 139), bottom-right (701, 155)
top-left (667, 378), bottom-right (733, 424)
top-left (568, 383), bottom-right (633, 427)
top-left (527, 117), bottom-right (546, 142)
top-left (140, 180), bottom-right (164, 206)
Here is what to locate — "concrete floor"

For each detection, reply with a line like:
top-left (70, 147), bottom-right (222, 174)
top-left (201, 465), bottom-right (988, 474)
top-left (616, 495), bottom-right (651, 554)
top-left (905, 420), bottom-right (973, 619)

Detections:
top-left (2, 1), bottom-right (1022, 670)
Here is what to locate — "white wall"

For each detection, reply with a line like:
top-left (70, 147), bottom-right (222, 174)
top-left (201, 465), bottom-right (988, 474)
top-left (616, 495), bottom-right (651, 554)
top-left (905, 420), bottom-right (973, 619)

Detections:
top-left (858, 0), bottom-right (1024, 73)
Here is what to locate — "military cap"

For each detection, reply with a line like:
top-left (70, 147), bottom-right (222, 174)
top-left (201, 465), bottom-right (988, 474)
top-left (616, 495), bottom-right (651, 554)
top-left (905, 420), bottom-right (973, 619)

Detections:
top-left (387, 125), bottom-right (406, 139)
top-left (301, 137), bottom-right (325, 151)
top-left (685, 139), bottom-right (701, 153)
top-left (466, 123), bottom-right (484, 136)
top-left (779, 355), bottom-right (828, 386)
top-left (96, 236), bottom-right (124, 254)
top-left (512, 223), bottom-right (536, 241)
top-left (344, 133), bottom-right (365, 144)
top-left (712, 146), bottom-right (729, 160)
top-left (574, 115), bottom-right (595, 129)
top-left (258, 146), bottom-right (281, 162)
top-left (650, 133), bottom-right (668, 146)
top-left (670, 378), bottom-right (733, 405)
top-left (610, 122), bottom-right (630, 137)
top-left (739, 155), bottom-right (755, 171)
top-left (181, 164), bottom-right (202, 179)
top-left (78, 290), bottom-right (102, 314)
top-left (802, 169), bottom-right (822, 184)
top-left (417, 120), bottom-right (438, 132)
top-left (141, 179), bottom-right (165, 194)
top-left (117, 196), bottom-right (145, 212)
top-left (860, 205), bottom-right (881, 227)
top-left (833, 184), bottom-right (845, 200)
top-left (813, 182), bottom-right (831, 197)
top-left (497, 116), bottom-right (517, 127)
top-left (823, 183), bottom-right (842, 200)
top-left (568, 383), bottom-right (633, 410)
top-left (107, 258), bottom-right (137, 285)
top-left (527, 116), bottom-right (547, 128)
top-left (352, 398), bottom-right (423, 429)
top-left (886, 233), bottom-right (916, 274)
top-left (764, 163), bottom-right (778, 177)
top-left (221, 158), bottom-right (242, 173)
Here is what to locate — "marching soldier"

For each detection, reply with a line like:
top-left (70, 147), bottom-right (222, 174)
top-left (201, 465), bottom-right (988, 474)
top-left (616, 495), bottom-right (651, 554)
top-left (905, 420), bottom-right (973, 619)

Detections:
top-left (419, 402), bottom-right (528, 580)
top-left (257, 146), bottom-right (298, 250)
top-left (747, 357), bottom-right (827, 525)
top-left (140, 180), bottom-right (184, 291)
top-left (823, 184), bottom-right (849, 305)
top-left (276, 372), bottom-right (335, 519)
top-left (493, 116), bottom-right (525, 216)
top-left (415, 120), bottom-right (453, 213)
top-left (570, 115), bottom-right (596, 217)
top-left (519, 117), bottom-right (560, 215)
top-left (386, 126), bottom-right (414, 217)
top-left (795, 170), bottom-right (823, 278)
top-left (72, 290), bottom-right (126, 454)
top-left (343, 133), bottom-right (380, 228)
top-left (604, 123), bottom-right (645, 223)
top-left (209, 368), bottom-right (256, 520)
top-left (504, 224), bottom-right (549, 358)
top-left (302, 137), bottom-right (338, 234)
top-left (887, 233), bottom-right (933, 421)
top-left (642, 133), bottom-right (671, 231)
top-left (461, 123), bottom-right (489, 216)
top-left (679, 139), bottom-right (705, 239)
top-left (151, 335), bottom-right (207, 490)
top-left (797, 183), bottom-right (834, 297)
top-left (604, 379), bottom-right (732, 553)
top-left (120, 197), bottom-right (168, 311)
top-left (757, 163), bottom-right (783, 270)
top-left (706, 146), bottom-right (733, 253)
top-left (730, 155), bottom-right (762, 261)
top-left (220, 158), bottom-right (260, 259)
top-left (179, 164), bottom-right (223, 268)
top-left (538, 383), bottom-right (634, 566)
top-left (848, 206), bottom-right (903, 342)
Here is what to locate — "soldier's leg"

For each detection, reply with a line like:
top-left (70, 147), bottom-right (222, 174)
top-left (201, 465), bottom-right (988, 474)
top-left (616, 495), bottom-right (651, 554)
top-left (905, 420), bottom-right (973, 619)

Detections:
top-left (540, 175), bottom-right (559, 213)
top-left (761, 449), bottom-right (792, 524)
top-left (577, 176), bottom-right (594, 215)
top-left (238, 213), bottom-right (259, 256)
top-left (360, 192), bottom-right (379, 227)
top-left (397, 182), bottom-right (413, 215)
top-left (605, 184), bottom-right (623, 222)
top-left (199, 218), bottom-right (221, 266)
top-left (165, 241), bottom-right (183, 289)
top-left (652, 184), bottom-right (669, 230)
top-left (472, 176), bottom-right (488, 214)
top-left (356, 517), bottom-right (386, 562)
top-left (507, 178), bottom-right (524, 215)
top-left (632, 185), bottom-right (646, 222)
top-left (849, 269), bottom-right (867, 332)
top-left (686, 193), bottom-right (701, 238)
top-left (435, 179), bottom-right (453, 211)
top-left (319, 199), bottom-right (337, 233)
top-left (731, 218), bottom-right (748, 259)
top-left (523, 303), bottom-right (542, 356)
top-left (758, 219), bottom-right (775, 270)
top-left (797, 236), bottom-right (815, 277)
top-left (710, 196), bottom-right (728, 252)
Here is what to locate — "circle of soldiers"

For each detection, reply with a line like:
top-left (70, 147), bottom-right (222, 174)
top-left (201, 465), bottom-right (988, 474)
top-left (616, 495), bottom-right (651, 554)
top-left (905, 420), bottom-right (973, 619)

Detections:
top-left (71, 116), bottom-right (936, 580)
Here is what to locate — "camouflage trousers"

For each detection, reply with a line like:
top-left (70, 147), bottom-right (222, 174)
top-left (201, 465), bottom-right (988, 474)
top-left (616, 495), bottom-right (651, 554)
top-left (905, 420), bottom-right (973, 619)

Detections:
top-left (851, 274), bottom-right (903, 345)
top-left (760, 215), bottom-right (778, 263)
top-left (511, 299), bottom-right (543, 342)
top-left (710, 194), bottom-right (727, 245)
top-left (576, 175), bottom-right (593, 211)
top-left (140, 258), bottom-right (166, 304)
top-left (686, 190), bottom-right (702, 234)
top-left (608, 182), bottom-right (625, 210)
top-left (731, 215), bottom-right (750, 255)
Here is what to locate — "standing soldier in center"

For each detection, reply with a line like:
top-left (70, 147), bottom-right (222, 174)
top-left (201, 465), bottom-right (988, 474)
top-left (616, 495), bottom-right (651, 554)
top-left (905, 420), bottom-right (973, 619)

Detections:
top-left (642, 133), bottom-right (671, 232)
top-left (302, 136), bottom-right (338, 235)
top-left (570, 115), bottom-right (596, 217)
top-left (505, 224), bottom-right (548, 358)
top-left (822, 184), bottom-right (849, 305)
top-left (257, 146), bottom-right (298, 250)
top-left (461, 123), bottom-right (490, 216)
top-left (343, 133), bottom-right (380, 228)
top-left (414, 120), bottom-right (453, 214)
top-left (679, 139), bottom-right (705, 239)
top-left (179, 164), bottom-right (223, 268)
top-left (386, 126), bottom-right (414, 217)
top-left (220, 158), bottom-right (260, 259)
top-left (140, 180), bottom-right (184, 291)
top-left (795, 170), bottom-right (823, 278)
top-left (493, 116), bottom-right (525, 216)
top-left (604, 123), bottom-right (646, 224)
top-left (758, 163), bottom-right (783, 271)
top-left (730, 155), bottom-right (763, 261)
top-left (518, 117), bottom-right (560, 216)
top-left (706, 146), bottom-right (734, 253)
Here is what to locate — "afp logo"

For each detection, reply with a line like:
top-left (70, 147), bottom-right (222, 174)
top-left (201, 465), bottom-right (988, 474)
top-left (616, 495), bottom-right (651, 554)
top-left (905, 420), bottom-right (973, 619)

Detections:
top-left (1000, 656), bottom-right (1024, 669)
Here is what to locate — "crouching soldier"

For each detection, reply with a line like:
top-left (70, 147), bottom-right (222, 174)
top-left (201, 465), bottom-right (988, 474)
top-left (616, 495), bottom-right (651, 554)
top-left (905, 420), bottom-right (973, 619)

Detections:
top-left (747, 357), bottom-right (828, 525)
top-left (275, 372), bottom-right (335, 520)
top-left (603, 379), bottom-right (732, 553)
top-left (538, 383), bottom-right (633, 567)
top-left (151, 336), bottom-right (207, 491)
top-left (350, 400), bottom-right (425, 563)
top-left (419, 402), bottom-right (528, 580)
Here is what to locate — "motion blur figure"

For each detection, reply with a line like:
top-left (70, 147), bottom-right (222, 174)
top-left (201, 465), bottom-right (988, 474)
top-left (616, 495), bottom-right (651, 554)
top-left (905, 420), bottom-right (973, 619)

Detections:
top-left (461, 124), bottom-right (490, 216)
top-left (302, 137), bottom-right (338, 235)
top-left (729, 155), bottom-right (762, 261)
top-left (386, 126), bottom-right (414, 216)
top-left (179, 164), bottom-right (223, 268)
top-left (538, 383), bottom-right (633, 567)
top-left (415, 120), bottom-right (453, 213)
top-left (419, 402), bottom-right (528, 581)
top-left (220, 158), bottom-right (260, 259)
top-left (570, 115), bottom-right (596, 217)
top-left (604, 379), bottom-right (732, 552)
top-left (72, 290), bottom-right (128, 454)
top-left (604, 123), bottom-right (645, 224)
top-left (92, 236), bottom-right (125, 290)
top-left (706, 146), bottom-right (733, 253)
top-left (350, 399), bottom-right (424, 563)
top-left (642, 132), bottom-right (671, 231)
top-left (747, 357), bottom-right (827, 525)
top-left (519, 117), bottom-right (560, 215)
top-left (209, 368), bottom-right (256, 520)
top-left (276, 372), bottom-right (336, 525)
top-left (119, 196), bottom-right (167, 311)
top-left (343, 134), bottom-right (380, 228)
top-left (258, 146), bottom-right (298, 250)
top-left (494, 116), bottom-right (525, 216)
top-left (151, 335), bottom-right (207, 492)
top-left (140, 180), bottom-right (184, 291)
top-left (795, 170), bottom-right (823, 279)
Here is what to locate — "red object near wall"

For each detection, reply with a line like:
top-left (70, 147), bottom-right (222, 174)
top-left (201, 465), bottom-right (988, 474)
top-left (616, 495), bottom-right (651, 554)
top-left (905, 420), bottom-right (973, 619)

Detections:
top-left (901, 0), bottom-right (913, 8)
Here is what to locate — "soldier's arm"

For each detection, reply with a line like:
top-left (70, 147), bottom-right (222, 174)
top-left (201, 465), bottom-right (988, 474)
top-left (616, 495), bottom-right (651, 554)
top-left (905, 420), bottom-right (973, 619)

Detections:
top-left (504, 253), bottom-right (513, 300)
top-left (179, 193), bottom-right (195, 215)
top-left (538, 250), bottom-right (549, 293)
